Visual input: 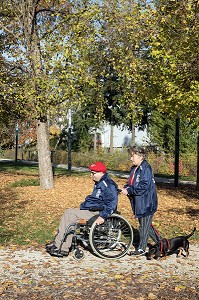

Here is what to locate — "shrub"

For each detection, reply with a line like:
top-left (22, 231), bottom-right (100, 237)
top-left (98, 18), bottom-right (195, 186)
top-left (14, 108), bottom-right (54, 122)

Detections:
top-left (1, 148), bottom-right (197, 180)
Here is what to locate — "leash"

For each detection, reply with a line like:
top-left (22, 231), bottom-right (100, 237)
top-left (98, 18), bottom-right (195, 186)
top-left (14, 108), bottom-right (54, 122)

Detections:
top-left (151, 223), bottom-right (162, 240)
top-left (151, 224), bottom-right (171, 255)
top-left (159, 238), bottom-right (171, 255)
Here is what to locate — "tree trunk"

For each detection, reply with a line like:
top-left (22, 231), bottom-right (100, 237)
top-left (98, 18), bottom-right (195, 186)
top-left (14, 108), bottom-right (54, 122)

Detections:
top-left (36, 119), bottom-right (54, 189)
top-left (197, 131), bottom-right (199, 191)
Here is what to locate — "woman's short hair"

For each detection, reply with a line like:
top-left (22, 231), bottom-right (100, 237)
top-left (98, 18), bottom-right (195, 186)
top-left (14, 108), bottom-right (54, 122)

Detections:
top-left (129, 145), bottom-right (146, 158)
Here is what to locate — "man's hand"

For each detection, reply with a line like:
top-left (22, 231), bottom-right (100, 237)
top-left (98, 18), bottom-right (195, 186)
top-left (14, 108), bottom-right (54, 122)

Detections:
top-left (95, 216), bottom-right (105, 225)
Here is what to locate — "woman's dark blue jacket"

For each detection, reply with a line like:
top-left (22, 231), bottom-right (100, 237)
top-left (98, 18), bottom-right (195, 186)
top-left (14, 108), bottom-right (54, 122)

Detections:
top-left (80, 173), bottom-right (118, 219)
top-left (125, 160), bottom-right (158, 218)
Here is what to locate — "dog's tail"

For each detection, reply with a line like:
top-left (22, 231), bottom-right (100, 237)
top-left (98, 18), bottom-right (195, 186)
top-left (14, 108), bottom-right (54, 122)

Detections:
top-left (186, 227), bottom-right (196, 239)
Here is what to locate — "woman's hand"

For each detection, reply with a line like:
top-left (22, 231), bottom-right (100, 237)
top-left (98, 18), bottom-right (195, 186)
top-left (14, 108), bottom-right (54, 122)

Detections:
top-left (121, 188), bottom-right (128, 196)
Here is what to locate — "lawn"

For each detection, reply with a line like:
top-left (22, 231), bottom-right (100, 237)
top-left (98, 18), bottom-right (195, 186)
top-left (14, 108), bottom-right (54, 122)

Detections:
top-left (0, 161), bottom-right (198, 246)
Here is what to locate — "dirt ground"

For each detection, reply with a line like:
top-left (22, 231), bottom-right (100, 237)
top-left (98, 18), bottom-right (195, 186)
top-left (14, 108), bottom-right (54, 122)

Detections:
top-left (0, 173), bottom-right (199, 299)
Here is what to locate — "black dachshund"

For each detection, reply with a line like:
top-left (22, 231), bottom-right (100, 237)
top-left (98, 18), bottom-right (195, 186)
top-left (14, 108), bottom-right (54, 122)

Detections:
top-left (146, 227), bottom-right (196, 260)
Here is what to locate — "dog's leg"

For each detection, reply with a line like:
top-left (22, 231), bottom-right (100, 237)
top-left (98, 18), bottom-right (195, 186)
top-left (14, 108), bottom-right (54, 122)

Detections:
top-left (177, 248), bottom-right (183, 257)
top-left (184, 240), bottom-right (189, 257)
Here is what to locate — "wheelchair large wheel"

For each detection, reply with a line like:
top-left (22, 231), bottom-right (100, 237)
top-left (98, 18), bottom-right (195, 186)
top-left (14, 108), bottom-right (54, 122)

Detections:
top-left (89, 214), bottom-right (133, 259)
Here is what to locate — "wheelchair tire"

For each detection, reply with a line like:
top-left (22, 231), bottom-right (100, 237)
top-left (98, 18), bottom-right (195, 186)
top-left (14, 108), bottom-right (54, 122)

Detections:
top-left (89, 214), bottom-right (133, 259)
top-left (73, 249), bottom-right (85, 260)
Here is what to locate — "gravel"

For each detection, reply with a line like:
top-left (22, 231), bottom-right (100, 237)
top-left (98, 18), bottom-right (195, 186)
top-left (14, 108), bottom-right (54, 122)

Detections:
top-left (0, 244), bottom-right (199, 299)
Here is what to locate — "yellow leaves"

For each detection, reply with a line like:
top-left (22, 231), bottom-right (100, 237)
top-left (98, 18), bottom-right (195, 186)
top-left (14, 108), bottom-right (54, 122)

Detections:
top-left (129, 61), bottom-right (137, 70)
top-left (0, 281), bottom-right (19, 296)
top-left (148, 293), bottom-right (157, 299)
top-left (66, 283), bottom-right (73, 287)
top-left (49, 125), bottom-right (61, 136)
top-left (174, 285), bottom-right (186, 292)
top-left (105, 281), bottom-right (117, 287)
top-left (94, 288), bottom-right (108, 295)
top-left (160, 17), bottom-right (166, 23)
top-left (136, 274), bottom-right (149, 284)
top-left (76, 282), bottom-right (83, 287)
top-left (1, 172), bottom-right (199, 249)
top-left (85, 268), bottom-right (94, 273)
top-left (3, 263), bottom-right (10, 269)
top-left (114, 274), bottom-right (124, 280)
top-left (1, 281), bottom-right (15, 287)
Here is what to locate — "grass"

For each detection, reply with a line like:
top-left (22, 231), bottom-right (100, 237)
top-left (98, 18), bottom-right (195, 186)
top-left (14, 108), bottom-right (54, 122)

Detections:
top-left (0, 212), bottom-right (58, 245)
top-left (0, 160), bottom-right (88, 177)
top-left (154, 173), bottom-right (196, 182)
top-left (8, 179), bottom-right (40, 187)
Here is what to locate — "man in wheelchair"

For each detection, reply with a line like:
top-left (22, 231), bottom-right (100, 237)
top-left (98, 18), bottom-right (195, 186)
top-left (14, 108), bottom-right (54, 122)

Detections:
top-left (46, 161), bottom-right (118, 257)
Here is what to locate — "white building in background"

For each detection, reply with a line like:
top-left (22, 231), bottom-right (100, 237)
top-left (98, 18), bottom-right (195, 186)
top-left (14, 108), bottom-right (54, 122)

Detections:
top-left (96, 123), bottom-right (148, 149)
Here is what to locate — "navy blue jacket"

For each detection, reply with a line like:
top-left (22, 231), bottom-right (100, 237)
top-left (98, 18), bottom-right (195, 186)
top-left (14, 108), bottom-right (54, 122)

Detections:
top-left (80, 173), bottom-right (118, 219)
top-left (125, 160), bottom-right (158, 218)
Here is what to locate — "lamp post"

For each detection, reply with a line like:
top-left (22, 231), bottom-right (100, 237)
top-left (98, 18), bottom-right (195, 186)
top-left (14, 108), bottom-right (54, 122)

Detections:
top-left (15, 122), bottom-right (18, 163)
top-left (68, 109), bottom-right (72, 171)
top-left (174, 113), bottom-right (180, 187)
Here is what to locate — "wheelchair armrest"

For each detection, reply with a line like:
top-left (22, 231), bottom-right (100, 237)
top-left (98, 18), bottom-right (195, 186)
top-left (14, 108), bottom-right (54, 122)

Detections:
top-left (77, 215), bottom-right (100, 227)
top-left (89, 207), bottom-right (103, 211)
top-left (87, 211), bottom-right (120, 227)
top-left (87, 215), bottom-right (99, 226)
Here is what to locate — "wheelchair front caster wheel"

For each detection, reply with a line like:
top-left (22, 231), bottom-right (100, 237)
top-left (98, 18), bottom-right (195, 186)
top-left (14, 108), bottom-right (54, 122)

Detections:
top-left (73, 249), bottom-right (85, 260)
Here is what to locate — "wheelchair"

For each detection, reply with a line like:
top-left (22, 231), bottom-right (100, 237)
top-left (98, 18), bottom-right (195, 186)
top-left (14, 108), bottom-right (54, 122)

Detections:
top-left (60, 212), bottom-right (133, 260)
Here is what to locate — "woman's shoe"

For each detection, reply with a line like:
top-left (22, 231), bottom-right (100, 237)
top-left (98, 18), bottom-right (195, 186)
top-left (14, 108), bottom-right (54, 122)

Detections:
top-left (130, 249), bottom-right (145, 256)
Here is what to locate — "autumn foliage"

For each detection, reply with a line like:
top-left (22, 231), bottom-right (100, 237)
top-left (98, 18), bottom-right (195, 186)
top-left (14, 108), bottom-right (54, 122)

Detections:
top-left (0, 171), bottom-right (198, 246)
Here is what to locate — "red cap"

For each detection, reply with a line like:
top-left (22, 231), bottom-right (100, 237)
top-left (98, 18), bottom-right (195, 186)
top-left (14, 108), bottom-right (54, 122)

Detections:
top-left (89, 162), bottom-right (107, 173)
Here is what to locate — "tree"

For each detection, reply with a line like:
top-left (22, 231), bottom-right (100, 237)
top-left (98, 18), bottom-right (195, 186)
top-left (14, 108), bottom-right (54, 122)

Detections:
top-left (148, 0), bottom-right (199, 122)
top-left (147, 0), bottom-right (199, 188)
top-left (0, 0), bottom-right (101, 189)
top-left (0, 38), bottom-right (26, 149)
top-left (76, 0), bottom-right (155, 135)
top-left (147, 110), bottom-right (197, 154)
top-left (48, 0), bottom-right (154, 153)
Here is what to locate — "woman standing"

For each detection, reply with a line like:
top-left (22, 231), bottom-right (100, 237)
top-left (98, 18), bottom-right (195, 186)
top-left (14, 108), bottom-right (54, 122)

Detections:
top-left (121, 146), bottom-right (161, 256)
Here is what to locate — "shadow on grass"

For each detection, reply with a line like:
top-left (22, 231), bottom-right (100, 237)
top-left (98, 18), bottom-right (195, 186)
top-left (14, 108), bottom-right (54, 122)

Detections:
top-left (167, 206), bottom-right (199, 218)
top-left (0, 160), bottom-right (87, 178)
top-left (156, 182), bottom-right (199, 201)
top-left (0, 160), bottom-right (39, 175)
top-left (156, 182), bottom-right (199, 241)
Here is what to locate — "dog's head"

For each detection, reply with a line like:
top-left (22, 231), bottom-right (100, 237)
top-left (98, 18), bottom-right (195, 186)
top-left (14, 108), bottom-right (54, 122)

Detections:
top-left (146, 243), bottom-right (161, 260)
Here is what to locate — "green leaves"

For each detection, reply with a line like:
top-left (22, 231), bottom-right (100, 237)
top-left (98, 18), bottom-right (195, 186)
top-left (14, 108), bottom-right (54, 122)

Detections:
top-left (149, 0), bottom-right (199, 127)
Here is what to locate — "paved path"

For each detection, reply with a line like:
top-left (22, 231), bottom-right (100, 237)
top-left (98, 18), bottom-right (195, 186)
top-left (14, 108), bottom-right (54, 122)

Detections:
top-left (50, 162), bottom-right (197, 186)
